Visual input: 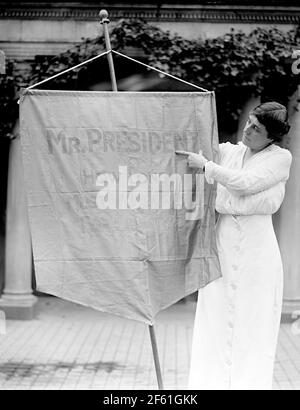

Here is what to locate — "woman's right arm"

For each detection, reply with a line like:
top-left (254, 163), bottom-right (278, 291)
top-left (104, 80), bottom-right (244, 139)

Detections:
top-left (218, 142), bottom-right (233, 164)
top-left (229, 182), bottom-right (286, 215)
top-left (205, 149), bottom-right (292, 196)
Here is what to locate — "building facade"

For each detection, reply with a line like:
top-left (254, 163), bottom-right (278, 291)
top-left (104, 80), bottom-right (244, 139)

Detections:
top-left (1, 1), bottom-right (300, 60)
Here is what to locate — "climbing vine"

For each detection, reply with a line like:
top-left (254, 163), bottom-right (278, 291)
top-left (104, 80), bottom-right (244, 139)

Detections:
top-left (1, 18), bottom-right (299, 140)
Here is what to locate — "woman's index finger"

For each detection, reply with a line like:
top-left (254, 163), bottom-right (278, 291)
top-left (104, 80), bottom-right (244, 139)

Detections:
top-left (175, 150), bottom-right (191, 156)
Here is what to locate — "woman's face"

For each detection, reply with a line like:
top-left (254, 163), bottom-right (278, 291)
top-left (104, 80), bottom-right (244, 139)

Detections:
top-left (242, 114), bottom-right (273, 151)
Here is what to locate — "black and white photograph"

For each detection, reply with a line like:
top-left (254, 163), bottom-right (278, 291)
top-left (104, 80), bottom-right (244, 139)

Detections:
top-left (0, 0), bottom-right (299, 393)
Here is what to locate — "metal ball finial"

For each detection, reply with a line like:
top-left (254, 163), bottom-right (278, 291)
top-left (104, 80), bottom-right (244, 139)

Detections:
top-left (99, 9), bottom-right (109, 23)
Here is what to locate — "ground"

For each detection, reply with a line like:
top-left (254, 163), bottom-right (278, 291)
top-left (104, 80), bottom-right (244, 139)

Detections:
top-left (0, 296), bottom-right (299, 390)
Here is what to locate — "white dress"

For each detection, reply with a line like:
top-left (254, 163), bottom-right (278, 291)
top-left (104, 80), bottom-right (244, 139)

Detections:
top-left (188, 141), bottom-right (292, 390)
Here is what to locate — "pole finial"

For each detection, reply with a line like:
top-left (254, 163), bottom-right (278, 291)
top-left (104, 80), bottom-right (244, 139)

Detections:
top-left (99, 9), bottom-right (110, 24)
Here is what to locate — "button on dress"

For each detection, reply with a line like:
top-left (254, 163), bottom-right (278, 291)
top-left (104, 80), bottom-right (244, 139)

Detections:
top-left (188, 142), bottom-right (292, 390)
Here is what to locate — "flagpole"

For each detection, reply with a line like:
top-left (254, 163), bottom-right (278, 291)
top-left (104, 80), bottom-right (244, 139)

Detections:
top-left (99, 9), bottom-right (118, 92)
top-left (99, 9), bottom-right (164, 390)
top-left (149, 324), bottom-right (164, 390)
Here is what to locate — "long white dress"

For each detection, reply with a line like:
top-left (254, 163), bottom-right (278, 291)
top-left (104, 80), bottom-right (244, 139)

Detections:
top-left (188, 141), bottom-right (292, 390)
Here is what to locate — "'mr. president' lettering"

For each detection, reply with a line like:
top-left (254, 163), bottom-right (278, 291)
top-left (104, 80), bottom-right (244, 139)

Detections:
top-left (46, 128), bottom-right (191, 155)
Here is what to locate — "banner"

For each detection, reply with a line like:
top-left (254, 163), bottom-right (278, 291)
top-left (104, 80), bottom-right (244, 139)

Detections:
top-left (20, 90), bottom-right (221, 324)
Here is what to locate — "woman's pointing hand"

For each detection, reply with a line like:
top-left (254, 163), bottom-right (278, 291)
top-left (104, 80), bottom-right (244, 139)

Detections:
top-left (176, 150), bottom-right (208, 169)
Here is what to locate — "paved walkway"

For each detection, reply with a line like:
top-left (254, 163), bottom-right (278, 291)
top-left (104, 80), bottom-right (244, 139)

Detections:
top-left (0, 297), bottom-right (299, 390)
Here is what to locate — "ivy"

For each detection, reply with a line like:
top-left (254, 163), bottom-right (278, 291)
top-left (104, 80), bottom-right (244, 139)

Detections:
top-left (1, 18), bottom-right (299, 140)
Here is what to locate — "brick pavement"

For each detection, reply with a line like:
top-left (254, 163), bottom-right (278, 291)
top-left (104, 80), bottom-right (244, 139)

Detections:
top-left (0, 296), bottom-right (299, 390)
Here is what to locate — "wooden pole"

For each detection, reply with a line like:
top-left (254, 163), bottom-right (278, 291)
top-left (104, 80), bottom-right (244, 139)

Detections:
top-left (149, 325), bottom-right (164, 390)
top-left (99, 9), bottom-right (164, 390)
top-left (99, 9), bottom-right (118, 92)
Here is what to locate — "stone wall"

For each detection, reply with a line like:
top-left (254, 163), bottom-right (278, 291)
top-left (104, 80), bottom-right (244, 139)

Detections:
top-left (0, 1), bottom-right (299, 60)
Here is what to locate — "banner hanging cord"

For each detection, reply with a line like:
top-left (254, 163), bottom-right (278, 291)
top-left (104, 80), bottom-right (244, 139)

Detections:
top-left (112, 50), bottom-right (209, 92)
top-left (18, 50), bottom-right (110, 103)
top-left (18, 48), bottom-right (210, 104)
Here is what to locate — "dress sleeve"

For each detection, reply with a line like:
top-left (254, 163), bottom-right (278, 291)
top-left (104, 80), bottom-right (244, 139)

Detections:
top-left (218, 142), bottom-right (233, 163)
top-left (205, 142), bottom-right (233, 184)
top-left (204, 149), bottom-right (292, 196)
top-left (229, 182), bottom-right (286, 215)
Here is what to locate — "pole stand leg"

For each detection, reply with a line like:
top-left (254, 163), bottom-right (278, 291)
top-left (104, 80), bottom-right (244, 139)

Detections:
top-left (149, 325), bottom-right (164, 390)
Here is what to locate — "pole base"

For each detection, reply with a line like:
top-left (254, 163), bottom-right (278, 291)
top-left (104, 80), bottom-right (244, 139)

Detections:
top-left (0, 293), bottom-right (38, 320)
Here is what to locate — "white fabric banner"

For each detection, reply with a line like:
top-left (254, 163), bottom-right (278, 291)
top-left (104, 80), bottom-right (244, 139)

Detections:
top-left (20, 90), bottom-right (221, 324)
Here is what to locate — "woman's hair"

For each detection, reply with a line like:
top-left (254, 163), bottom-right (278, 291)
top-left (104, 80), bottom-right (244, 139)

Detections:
top-left (250, 101), bottom-right (291, 143)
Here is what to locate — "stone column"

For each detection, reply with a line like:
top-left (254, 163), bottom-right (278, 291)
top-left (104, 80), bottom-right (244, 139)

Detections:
top-left (0, 135), bottom-right (37, 319)
top-left (273, 86), bottom-right (300, 319)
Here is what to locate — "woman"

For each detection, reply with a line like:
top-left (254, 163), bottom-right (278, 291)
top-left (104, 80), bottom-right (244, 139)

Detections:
top-left (181, 102), bottom-right (292, 390)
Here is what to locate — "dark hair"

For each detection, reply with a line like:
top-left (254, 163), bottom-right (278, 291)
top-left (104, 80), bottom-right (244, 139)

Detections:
top-left (250, 101), bottom-right (291, 143)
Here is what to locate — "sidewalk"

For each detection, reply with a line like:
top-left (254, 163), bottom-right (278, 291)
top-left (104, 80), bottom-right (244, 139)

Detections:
top-left (0, 296), bottom-right (299, 390)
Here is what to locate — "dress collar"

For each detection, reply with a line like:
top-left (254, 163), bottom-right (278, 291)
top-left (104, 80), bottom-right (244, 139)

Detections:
top-left (239, 141), bottom-right (274, 169)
